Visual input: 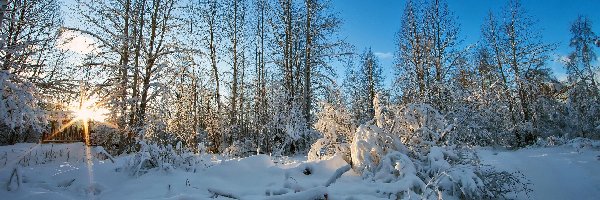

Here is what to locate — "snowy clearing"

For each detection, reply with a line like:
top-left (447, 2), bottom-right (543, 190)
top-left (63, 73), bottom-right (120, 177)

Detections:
top-left (0, 142), bottom-right (599, 200)
top-left (478, 143), bottom-right (600, 200)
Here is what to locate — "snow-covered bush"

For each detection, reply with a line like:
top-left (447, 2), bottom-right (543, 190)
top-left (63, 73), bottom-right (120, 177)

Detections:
top-left (424, 146), bottom-right (455, 175)
top-left (223, 139), bottom-right (259, 158)
top-left (446, 98), bottom-right (514, 147)
top-left (127, 141), bottom-right (209, 176)
top-left (350, 123), bottom-right (407, 175)
top-left (313, 102), bottom-right (354, 143)
top-left (349, 123), bottom-right (491, 199)
top-left (533, 135), bottom-right (568, 147)
top-left (348, 96), bottom-right (526, 199)
top-left (308, 138), bottom-right (351, 162)
top-left (533, 136), bottom-right (600, 150)
top-left (372, 151), bottom-right (421, 184)
top-left (90, 124), bottom-right (121, 155)
top-left (270, 103), bottom-right (319, 155)
top-left (392, 104), bottom-right (453, 151)
top-left (564, 81), bottom-right (600, 139)
top-left (0, 71), bottom-right (46, 145)
top-left (431, 164), bottom-right (487, 199)
top-left (479, 166), bottom-right (532, 199)
top-left (351, 130), bottom-right (488, 199)
top-left (365, 95), bottom-right (453, 155)
top-left (308, 102), bottom-right (353, 162)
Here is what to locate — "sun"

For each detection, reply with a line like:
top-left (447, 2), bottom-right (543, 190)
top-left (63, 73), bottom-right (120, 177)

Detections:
top-left (71, 96), bottom-right (109, 122)
top-left (74, 107), bottom-right (109, 122)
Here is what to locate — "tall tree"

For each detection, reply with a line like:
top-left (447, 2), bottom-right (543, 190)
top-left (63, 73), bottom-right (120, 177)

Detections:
top-left (252, 0), bottom-right (269, 148)
top-left (565, 15), bottom-right (599, 137)
top-left (69, 0), bottom-right (136, 130)
top-left (566, 16), bottom-right (598, 91)
top-left (202, 0), bottom-right (223, 114)
top-left (502, 0), bottom-right (553, 145)
top-left (395, 0), bottom-right (461, 111)
top-left (480, 11), bottom-right (515, 126)
top-left (224, 0), bottom-right (248, 144)
top-left (423, 0), bottom-right (461, 111)
top-left (395, 0), bottom-right (426, 104)
top-left (474, 0), bottom-right (554, 145)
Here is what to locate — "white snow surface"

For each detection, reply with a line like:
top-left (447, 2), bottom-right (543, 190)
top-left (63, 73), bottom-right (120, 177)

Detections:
top-left (478, 144), bottom-right (600, 200)
top-left (0, 141), bottom-right (599, 199)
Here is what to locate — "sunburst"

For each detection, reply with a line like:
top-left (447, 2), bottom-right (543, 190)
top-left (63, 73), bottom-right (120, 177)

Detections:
top-left (71, 96), bottom-right (110, 123)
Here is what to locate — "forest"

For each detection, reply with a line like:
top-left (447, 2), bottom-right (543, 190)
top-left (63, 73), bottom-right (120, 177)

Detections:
top-left (0, 0), bottom-right (599, 199)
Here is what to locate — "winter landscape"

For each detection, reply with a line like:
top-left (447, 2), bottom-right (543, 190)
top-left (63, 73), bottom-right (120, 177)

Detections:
top-left (1, 0), bottom-right (600, 199)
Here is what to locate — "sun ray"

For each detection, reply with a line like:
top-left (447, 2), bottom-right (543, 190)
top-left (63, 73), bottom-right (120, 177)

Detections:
top-left (82, 119), bottom-right (96, 199)
top-left (68, 94), bottom-right (105, 199)
top-left (45, 118), bottom-right (79, 141)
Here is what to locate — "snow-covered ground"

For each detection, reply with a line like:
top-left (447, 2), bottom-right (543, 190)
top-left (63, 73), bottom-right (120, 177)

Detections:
top-left (478, 142), bottom-right (600, 200)
top-left (0, 142), bottom-right (598, 200)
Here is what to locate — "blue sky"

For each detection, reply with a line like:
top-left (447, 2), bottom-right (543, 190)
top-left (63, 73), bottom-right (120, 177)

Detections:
top-left (332, 0), bottom-right (600, 84)
top-left (59, 0), bottom-right (600, 84)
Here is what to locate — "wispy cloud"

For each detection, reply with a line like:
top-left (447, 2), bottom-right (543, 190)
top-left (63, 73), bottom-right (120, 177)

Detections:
top-left (374, 52), bottom-right (393, 60)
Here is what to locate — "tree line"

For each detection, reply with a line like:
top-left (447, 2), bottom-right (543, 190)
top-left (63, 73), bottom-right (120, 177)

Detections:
top-left (0, 0), bottom-right (598, 154)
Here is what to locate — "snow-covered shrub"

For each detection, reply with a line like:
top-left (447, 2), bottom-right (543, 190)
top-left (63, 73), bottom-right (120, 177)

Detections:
top-left (348, 125), bottom-right (432, 199)
top-left (0, 71), bottom-right (46, 145)
top-left (127, 141), bottom-right (208, 176)
top-left (348, 97), bottom-right (525, 199)
top-left (350, 123), bottom-right (407, 175)
top-left (284, 105), bottom-right (309, 142)
top-left (363, 100), bottom-right (454, 161)
top-left (564, 137), bottom-right (600, 149)
top-left (308, 138), bottom-right (327, 161)
top-left (269, 103), bottom-right (319, 156)
top-left (479, 166), bottom-right (532, 199)
top-left (368, 95), bottom-right (454, 155)
top-left (424, 146), bottom-right (455, 175)
top-left (419, 146), bottom-right (528, 200)
top-left (308, 102), bottom-right (353, 162)
top-left (564, 82), bottom-right (600, 139)
top-left (422, 146), bottom-right (535, 200)
top-left (314, 102), bottom-right (354, 143)
top-left (530, 96), bottom-right (569, 137)
top-left (223, 139), bottom-right (258, 158)
top-left (90, 124), bottom-right (121, 155)
top-left (533, 135), bottom-right (569, 147)
top-left (433, 165), bottom-right (486, 199)
top-left (446, 99), bottom-right (514, 147)
top-left (308, 138), bottom-right (350, 162)
top-left (370, 151), bottom-right (428, 199)
top-left (372, 151), bottom-right (421, 184)
top-left (392, 104), bottom-right (452, 149)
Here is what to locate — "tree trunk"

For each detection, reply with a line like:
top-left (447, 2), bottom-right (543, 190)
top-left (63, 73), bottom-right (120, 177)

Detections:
top-left (209, 18), bottom-right (221, 113)
top-left (230, 0), bottom-right (239, 128)
top-left (119, 0), bottom-right (131, 128)
top-left (303, 0), bottom-right (312, 124)
top-left (0, 0), bottom-right (7, 39)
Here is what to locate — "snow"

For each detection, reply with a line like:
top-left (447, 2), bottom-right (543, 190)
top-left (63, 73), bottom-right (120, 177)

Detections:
top-left (478, 145), bottom-right (600, 200)
top-left (0, 141), bottom-right (599, 199)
